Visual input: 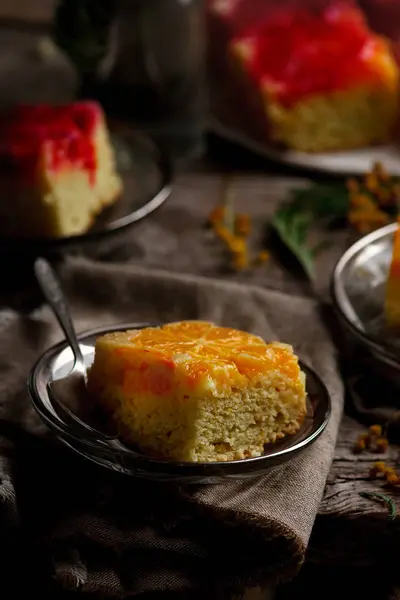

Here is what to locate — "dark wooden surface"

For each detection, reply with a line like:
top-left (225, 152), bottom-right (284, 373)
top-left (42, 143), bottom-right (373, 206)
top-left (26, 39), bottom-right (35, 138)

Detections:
top-left (0, 0), bottom-right (55, 23)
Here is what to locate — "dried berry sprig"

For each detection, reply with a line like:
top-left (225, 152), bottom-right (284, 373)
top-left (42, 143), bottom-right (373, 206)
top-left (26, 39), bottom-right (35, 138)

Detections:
top-left (369, 461), bottom-right (400, 486)
top-left (347, 162), bottom-right (400, 234)
top-left (353, 424), bottom-right (389, 454)
top-left (271, 161), bottom-right (400, 280)
top-left (208, 176), bottom-right (270, 272)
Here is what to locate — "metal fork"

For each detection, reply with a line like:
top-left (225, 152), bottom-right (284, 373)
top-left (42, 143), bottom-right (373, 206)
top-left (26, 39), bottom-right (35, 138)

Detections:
top-left (34, 257), bottom-right (120, 444)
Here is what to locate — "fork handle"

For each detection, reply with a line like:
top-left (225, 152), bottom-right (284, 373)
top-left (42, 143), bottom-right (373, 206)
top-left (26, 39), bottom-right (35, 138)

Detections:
top-left (34, 258), bottom-right (85, 367)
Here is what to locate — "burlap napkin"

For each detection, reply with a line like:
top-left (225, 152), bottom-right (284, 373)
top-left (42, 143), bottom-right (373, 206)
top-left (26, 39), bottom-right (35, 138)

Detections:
top-left (0, 256), bottom-right (343, 598)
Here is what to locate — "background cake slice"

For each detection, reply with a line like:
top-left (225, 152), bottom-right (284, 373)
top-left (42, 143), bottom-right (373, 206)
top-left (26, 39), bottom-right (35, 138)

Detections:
top-left (0, 101), bottom-right (122, 239)
top-left (87, 321), bottom-right (307, 463)
top-left (227, 3), bottom-right (399, 152)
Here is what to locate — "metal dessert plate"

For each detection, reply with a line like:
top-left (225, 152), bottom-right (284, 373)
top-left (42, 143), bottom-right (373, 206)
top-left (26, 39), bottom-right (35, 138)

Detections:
top-left (331, 222), bottom-right (400, 377)
top-left (0, 131), bottom-right (172, 253)
top-left (28, 323), bottom-right (331, 484)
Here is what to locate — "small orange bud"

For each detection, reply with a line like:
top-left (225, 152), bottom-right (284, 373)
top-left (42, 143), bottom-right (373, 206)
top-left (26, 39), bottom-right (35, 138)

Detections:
top-left (369, 461), bottom-right (387, 478)
top-left (383, 466), bottom-right (396, 478)
top-left (369, 424), bottom-right (382, 436)
top-left (374, 461), bottom-right (387, 472)
top-left (234, 214), bottom-right (251, 237)
top-left (386, 473), bottom-right (400, 486)
top-left (209, 206), bottom-right (225, 224)
top-left (375, 438), bottom-right (389, 453)
top-left (354, 438), bottom-right (367, 453)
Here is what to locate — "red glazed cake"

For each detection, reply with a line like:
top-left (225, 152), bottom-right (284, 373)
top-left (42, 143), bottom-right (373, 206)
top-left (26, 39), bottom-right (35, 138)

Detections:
top-left (0, 102), bottom-right (122, 238)
top-left (223, 3), bottom-right (400, 152)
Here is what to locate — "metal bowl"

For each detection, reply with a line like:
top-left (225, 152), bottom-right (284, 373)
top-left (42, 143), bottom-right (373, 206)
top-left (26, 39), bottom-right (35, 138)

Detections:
top-left (28, 323), bottom-right (331, 485)
top-left (331, 222), bottom-right (400, 385)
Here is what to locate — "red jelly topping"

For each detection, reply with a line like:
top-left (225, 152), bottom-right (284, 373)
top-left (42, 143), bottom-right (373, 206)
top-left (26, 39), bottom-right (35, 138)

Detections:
top-left (0, 102), bottom-right (100, 185)
top-left (233, 4), bottom-right (387, 108)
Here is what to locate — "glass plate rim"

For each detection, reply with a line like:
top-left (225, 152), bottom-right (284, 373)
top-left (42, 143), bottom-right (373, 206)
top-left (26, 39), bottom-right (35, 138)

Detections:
top-left (330, 222), bottom-right (400, 367)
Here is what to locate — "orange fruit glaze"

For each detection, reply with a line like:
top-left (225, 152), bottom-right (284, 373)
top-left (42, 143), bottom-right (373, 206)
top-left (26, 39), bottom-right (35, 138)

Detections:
top-left (102, 321), bottom-right (300, 395)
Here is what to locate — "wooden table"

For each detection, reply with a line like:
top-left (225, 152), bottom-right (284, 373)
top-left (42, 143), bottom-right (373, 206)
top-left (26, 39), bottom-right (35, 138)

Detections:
top-left (0, 0), bottom-right (55, 24)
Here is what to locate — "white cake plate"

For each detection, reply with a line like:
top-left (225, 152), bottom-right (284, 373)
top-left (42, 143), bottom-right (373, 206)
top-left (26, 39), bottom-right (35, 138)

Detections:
top-left (210, 118), bottom-right (400, 177)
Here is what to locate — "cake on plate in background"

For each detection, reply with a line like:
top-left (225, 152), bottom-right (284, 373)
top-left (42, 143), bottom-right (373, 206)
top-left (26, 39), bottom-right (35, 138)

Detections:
top-left (208, 0), bottom-right (400, 153)
top-left (0, 102), bottom-right (123, 239)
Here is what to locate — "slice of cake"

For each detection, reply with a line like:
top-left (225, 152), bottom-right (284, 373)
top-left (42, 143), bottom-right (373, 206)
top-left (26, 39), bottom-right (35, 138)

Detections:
top-left (87, 321), bottom-right (307, 463)
top-left (0, 102), bottom-right (123, 239)
top-left (230, 3), bottom-right (399, 152)
top-left (385, 220), bottom-right (400, 328)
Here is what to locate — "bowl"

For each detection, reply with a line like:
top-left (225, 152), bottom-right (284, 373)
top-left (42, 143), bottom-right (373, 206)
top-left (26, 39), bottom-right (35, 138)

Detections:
top-left (331, 222), bottom-right (400, 386)
top-left (28, 323), bottom-right (331, 485)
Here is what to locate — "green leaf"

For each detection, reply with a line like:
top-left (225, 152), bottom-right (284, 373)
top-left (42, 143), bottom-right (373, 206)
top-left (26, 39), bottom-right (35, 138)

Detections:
top-left (290, 183), bottom-right (350, 218)
top-left (270, 181), bottom-right (351, 280)
top-left (271, 206), bottom-right (316, 280)
top-left (359, 491), bottom-right (397, 521)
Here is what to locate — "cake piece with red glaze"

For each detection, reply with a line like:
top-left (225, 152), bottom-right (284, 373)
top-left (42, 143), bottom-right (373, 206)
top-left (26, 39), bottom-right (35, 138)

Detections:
top-left (206, 0), bottom-right (276, 141)
top-left (0, 102), bottom-right (122, 239)
top-left (225, 3), bottom-right (399, 151)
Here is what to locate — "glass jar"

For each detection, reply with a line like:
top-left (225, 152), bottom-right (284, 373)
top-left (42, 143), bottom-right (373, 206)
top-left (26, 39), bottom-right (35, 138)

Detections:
top-left (80, 0), bottom-right (206, 162)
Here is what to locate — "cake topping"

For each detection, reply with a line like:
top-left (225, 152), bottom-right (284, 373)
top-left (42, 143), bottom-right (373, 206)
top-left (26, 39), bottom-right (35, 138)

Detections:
top-left (232, 4), bottom-right (386, 107)
top-left (101, 321), bottom-right (300, 393)
top-left (0, 102), bottom-right (100, 184)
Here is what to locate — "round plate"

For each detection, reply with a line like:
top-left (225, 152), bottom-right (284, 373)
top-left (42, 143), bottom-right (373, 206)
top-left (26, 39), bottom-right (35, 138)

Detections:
top-left (0, 131), bottom-right (172, 253)
top-left (331, 223), bottom-right (400, 376)
top-left (28, 323), bottom-right (331, 484)
top-left (210, 118), bottom-right (400, 177)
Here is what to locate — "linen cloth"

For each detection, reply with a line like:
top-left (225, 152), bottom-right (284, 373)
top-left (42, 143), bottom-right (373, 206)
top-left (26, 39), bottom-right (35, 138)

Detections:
top-left (0, 257), bottom-right (343, 597)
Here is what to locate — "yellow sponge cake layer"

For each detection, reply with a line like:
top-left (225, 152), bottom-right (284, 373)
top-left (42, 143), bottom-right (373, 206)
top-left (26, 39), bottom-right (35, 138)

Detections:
top-left (264, 79), bottom-right (399, 154)
top-left (87, 321), bottom-right (307, 463)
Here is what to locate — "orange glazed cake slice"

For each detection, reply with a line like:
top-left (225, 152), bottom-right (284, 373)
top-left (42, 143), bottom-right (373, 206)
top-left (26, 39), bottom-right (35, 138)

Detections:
top-left (385, 220), bottom-right (400, 328)
top-left (87, 321), bottom-right (307, 463)
top-left (0, 102), bottom-right (122, 238)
